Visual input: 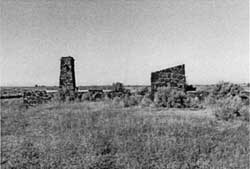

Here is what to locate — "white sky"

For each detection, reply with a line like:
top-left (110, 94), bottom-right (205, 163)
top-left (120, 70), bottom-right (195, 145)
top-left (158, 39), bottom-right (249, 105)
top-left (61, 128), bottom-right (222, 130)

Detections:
top-left (1, 0), bottom-right (249, 86)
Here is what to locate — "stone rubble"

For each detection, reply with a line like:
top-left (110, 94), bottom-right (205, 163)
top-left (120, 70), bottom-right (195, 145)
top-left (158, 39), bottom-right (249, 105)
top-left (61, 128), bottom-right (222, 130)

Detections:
top-left (23, 90), bottom-right (52, 106)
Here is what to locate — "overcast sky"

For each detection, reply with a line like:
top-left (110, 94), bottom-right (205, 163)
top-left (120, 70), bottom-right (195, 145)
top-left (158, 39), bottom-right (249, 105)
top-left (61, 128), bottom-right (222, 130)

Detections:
top-left (1, 0), bottom-right (249, 86)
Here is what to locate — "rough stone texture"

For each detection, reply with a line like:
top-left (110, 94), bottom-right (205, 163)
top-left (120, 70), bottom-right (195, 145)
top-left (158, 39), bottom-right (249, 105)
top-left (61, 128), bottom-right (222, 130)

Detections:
top-left (151, 64), bottom-right (186, 93)
top-left (59, 56), bottom-right (76, 101)
top-left (23, 90), bottom-right (52, 106)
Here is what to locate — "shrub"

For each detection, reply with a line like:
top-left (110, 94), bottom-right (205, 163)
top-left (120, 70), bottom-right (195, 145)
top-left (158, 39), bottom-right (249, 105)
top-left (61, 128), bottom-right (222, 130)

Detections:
top-left (210, 82), bottom-right (243, 99)
top-left (153, 87), bottom-right (170, 107)
top-left (213, 96), bottom-right (246, 121)
top-left (120, 95), bottom-right (144, 107)
top-left (112, 96), bottom-right (121, 106)
top-left (204, 82), bottom-right (249, 110)
top-left (207, 82), bottom-right (249, 121)
top-left (122, 96), bottom-right (137, 107)
top-left (204, 95), bottom-right (217, 106)
top-left (239, 106), bottom-right (250, 121)
top-left (140, 94), bottom-right (153, 107)
top-left (154, 87), bottom-right (187, 108)
top-left (81, 92), bottom-right (91, 101)
top-left (184, 96), bottom-right (203, 109)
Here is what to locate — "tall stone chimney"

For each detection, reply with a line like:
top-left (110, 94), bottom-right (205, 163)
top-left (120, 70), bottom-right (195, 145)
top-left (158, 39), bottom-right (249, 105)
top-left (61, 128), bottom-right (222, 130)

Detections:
top-left (59, 56), bottom-right (76, 101)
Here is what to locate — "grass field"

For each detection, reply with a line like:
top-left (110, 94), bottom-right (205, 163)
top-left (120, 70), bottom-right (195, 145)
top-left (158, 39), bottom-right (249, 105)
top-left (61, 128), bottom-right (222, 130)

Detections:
top-left (1, 99), bottom-right (249, 169)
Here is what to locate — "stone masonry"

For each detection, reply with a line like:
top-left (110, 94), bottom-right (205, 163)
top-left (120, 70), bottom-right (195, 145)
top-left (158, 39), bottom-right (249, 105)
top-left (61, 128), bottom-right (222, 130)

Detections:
top-left (23, 90), bottom-right (52, 106)
top-left (151, 64), bottom-right (186, 93)
top-left (59, 56), bottom-right (76, 101)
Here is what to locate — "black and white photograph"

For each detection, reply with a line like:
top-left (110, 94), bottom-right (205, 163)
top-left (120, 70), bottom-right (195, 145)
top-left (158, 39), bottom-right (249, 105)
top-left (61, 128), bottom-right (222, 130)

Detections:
top-left (1, 0), bottom-right (249, 168)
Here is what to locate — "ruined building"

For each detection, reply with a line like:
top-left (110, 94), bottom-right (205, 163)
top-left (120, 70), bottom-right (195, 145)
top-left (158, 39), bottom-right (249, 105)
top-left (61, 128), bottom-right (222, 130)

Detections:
top-left (23, 90), bottom-right (52, 106)
top-left (151, 64), bottom-right (186, 93)
top-left (59, 56), bottom-right (76, 101)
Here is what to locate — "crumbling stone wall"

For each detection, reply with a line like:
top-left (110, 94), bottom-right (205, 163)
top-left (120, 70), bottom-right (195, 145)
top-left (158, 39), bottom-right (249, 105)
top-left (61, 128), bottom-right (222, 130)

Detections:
top-left (59, 56), bottom-right (76, 101)
top-left (23, 90), bottom-right (52, 106)
top-left (151, 64), bottom-right (186, 93)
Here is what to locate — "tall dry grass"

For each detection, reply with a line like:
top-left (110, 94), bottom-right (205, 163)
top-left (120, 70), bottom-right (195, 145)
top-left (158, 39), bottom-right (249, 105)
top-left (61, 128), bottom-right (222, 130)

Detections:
top-left (1, 100), bottom-right (249, 169)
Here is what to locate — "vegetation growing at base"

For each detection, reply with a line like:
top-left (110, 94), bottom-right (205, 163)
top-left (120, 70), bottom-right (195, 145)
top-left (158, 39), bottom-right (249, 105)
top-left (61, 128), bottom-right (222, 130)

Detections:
top-left (153, 87), bottom-right (188, 108)
top-left (63, 81), bottom-right (250, 122)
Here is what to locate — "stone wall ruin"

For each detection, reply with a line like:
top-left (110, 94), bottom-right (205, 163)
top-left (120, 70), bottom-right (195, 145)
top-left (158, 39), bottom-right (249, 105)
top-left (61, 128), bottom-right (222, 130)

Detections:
top-left (151, 64), bottom-right (186, 93)
top-left (23, 90), bottom-right (52, 106)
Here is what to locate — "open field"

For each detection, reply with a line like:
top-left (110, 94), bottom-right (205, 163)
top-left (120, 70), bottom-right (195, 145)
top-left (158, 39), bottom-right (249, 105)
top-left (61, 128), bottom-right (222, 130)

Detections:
top-left (1, 99), bottom-right (249, 169)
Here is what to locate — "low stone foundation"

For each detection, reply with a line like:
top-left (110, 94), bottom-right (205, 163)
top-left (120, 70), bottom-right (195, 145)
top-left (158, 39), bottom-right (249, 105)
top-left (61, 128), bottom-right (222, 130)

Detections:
top-left (23, 90), bottom-right (52, 106)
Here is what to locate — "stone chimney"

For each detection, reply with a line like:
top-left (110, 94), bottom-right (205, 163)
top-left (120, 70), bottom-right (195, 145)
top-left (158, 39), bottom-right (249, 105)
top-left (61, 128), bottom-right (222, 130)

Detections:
top-left (59, 56), bottom-right (76, 101)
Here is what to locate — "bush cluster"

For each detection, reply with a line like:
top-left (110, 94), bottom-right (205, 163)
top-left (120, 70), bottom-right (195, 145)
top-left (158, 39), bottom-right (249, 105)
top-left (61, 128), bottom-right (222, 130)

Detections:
top-left (108, 86), bottom-right (203, 109)
top-left (69, 82), bottom-right (248, 118)
top-left (214, 96), bottom-right (249, 121)
top-left (206, 82), bottom-right (249, 121)
top-left (154, 87), bottom-right (188, 108)
top-left (111, 94), bottom-right (153, 108)
top-left (210, 82), bottom-right (243, 99)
